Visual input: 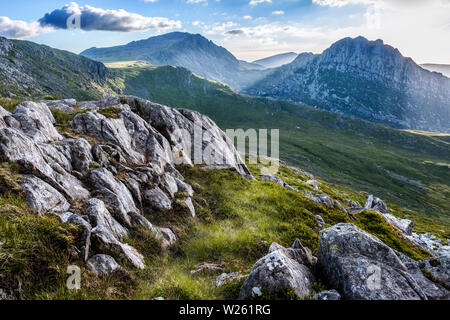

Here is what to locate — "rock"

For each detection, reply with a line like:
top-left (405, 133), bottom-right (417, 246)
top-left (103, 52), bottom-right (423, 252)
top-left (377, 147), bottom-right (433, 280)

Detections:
top-left (45, 99), bottom-right (77, 114)
top-left (175, 177), bottom-right (194, 197)
top-left (261, 175), bottom-right (295, 191)
top-left (66, 213), bottom-right (92, 262)
top-left (185, 197), bottom-right (196, 217)
top-left (22, 175), bottom-right (70, 214)
top-left (90, 168), bottom-right (139, 227)
top-left (421, 256), bottom-right (450, 290)
top-left (397, 253), bottom-right (449, 300)
top-left (216, 272), bottom-right (246, 287)
top-left (239, 240), bottom-right (315, 299)
top-left (85, 198), bottom-right (127, 240)
top-left (313, 289), bottom-right (341, 300)
top-left (91, 225), bottom-right (145, 269)
top-left (127, 211), bottom-right (177, 248)
top-left (307, 193), bottom-right (334, 208)
top-left (315, 215), bottom-right (326, 227)
top-left (364, 195), bottom-right (388, 214)
top-left (87, 254), bottom-right (121, 276)
top-left (305, 179), bottom-right (319, 190)
top-left (344, 199), bottom-right (360, 208)
top-left (334, 200), bottom-right (348, 214)
top-left (12, 101), bottom-right (62, 143)
top-left (0, 288), bottom-right (12, 300)
top-left (384, 214), bottom-right (414, 236)
top-left (62, 138), bottom-right (93, 174)
top-left (160, 173), bottom-right (179, 198)
top-left (318, 223), bottom-right (427, 300)
top-left (144, 187), bottom-right (172, 211)
top-left (190, 263), bottom-right (224, 275)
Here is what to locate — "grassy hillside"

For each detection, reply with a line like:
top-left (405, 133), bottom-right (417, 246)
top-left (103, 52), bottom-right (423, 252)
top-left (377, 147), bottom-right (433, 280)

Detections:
top-left (114, 64), bottom-right (450, 233)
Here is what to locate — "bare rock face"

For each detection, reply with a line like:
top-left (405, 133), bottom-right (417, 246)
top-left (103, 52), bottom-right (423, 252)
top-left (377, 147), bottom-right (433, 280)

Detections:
top-left (318, 223), bottom-right (427, 300)
top-left (314, 289), bottom-right (341, 300)
top-left (238, 240), bottom-right (316, 299)
top-left (0, 96), bottom-right (251, 273)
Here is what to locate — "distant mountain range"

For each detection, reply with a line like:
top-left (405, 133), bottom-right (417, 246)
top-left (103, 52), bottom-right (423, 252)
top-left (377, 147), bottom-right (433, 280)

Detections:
top-left (81, 32), bottom-right (269, 90)
top-left (1, 33), bottom-right (449, 132)
top-left (253, 52), bottom-right (298, 68)
top-left (421, 63), bottom-right (450, 78)
top-left (245, 37), bottom-right (450, 132)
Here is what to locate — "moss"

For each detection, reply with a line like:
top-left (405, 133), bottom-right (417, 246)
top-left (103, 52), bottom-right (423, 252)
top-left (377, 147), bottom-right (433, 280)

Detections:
top-left (98, 106), bottom-right (122, 119)
top-left (355, 210), bottom-right (432, 260)
top-left (0, 98), bottom-right (24, 112)
top-left (42, 95), bottom-right (60, 101)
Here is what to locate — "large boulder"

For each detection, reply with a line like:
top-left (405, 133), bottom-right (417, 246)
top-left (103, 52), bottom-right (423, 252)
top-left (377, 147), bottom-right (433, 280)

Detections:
top-left (364, 195), bottom-right (388, 214)
top-left (318, 223), bottom-right (426, 300)
top-left (239, 240), bottom-right (315, 299)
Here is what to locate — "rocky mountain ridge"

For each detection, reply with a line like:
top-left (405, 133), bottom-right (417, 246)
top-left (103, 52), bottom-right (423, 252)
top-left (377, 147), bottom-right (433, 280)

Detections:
top-left (245, 36), bottom-right (450, 132)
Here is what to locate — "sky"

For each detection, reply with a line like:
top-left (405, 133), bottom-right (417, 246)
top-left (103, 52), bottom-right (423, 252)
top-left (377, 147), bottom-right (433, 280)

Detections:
top-left (0, 0), bottom-right (449, 63)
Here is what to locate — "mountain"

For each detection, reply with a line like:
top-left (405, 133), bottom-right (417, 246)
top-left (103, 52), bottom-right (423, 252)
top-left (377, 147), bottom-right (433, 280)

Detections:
top-left (245, 37), bottom-right (450, 132)
top-left (0, 37), bottom-right (119, 100)
top-left (81, 32), bottom-right (269, 90)
top-left (253, 52), bottom-right (298, 68)
top-left (421, 63), bottom-right (450, 78)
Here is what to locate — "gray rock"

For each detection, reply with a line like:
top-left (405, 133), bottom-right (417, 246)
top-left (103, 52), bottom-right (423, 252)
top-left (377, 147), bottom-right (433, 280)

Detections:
top-left (66, 213), bottom-right (92, 262)
top-left (397, 253), bottom-right (449, 300)
top-left (87, 254), bottom-right (121, 276)
top-left (239, 240), bottom-right (315, 299)
top-left (305, 179), bottom-right (319, 190)
top-left (318, 223), bottom-right (426, 300)
top-left (422, 256), bottom-right (450, 290)
top-left (85, 198), bottom-right (127, 240)
top-left (261, 175), bottom-right (295, 191)
top-left (344, 199), bottom-right (360, 208)
top-left (91, 225), bottom-right (145, 269)
top-left (62, 138), bottom-right (93, 174)
top-left (90, 168), bottom-right (138, 227)
top-left (0, 288), bottom-right (12, 300)
top-left (191, 263), bottom-right (224, 275)
top-left (128, 211), bottom-right (177, 248)
top-left (22, 175), bottom-right (70, 214)
top-left (185, 197), bottom-right (196, 217)
top-left (364, 195), bottom-right (388, 214)
top-left (384, 214), bottom-right (414, 236)
top-left (216, 272), bottom-right (246, 287)
top-left (313, 289), bottom-right (341, 300)
top-left (315, 215), bottom-right (326, 227)
top-left (144, 187), bottom-right (172, 211)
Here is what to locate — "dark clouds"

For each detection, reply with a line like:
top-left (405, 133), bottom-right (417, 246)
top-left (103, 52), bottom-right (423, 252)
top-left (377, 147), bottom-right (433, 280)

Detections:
top-left (226, 29), bottom-right (244, 35)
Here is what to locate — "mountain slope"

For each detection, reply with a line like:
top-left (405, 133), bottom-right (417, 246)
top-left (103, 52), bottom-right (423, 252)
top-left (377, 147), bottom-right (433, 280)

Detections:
top-left (0, 37), bottom-right (120, 100)
top-left (253, 52), bottom-right (298, 68)
top-left (421, 64), bottom-right (450, 78)
top-left (245, 37), bottom-right (450, 132)
top-left (114, 63), bottom-right (450, 229)
top-left (81, 32), bottom-right (269, 90)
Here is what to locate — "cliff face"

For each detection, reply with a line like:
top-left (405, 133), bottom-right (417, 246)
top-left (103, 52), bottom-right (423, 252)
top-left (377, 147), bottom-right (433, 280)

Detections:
top-left (246, 37), bottom-right (450, 132)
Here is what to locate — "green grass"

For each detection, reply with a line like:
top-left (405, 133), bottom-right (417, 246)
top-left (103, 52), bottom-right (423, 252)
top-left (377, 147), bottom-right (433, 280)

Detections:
top-left (118, 64), bottom-right (450, 236)
top-left (98, 106), bottom-right (122, 119)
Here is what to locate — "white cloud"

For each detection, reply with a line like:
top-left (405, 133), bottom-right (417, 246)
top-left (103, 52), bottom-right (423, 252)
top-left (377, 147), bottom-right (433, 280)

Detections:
top-left (243, 15), bottom-right (253, 20)
top-left (249, 0), bottom-right (272, 6)
top-left (0, 16), bottom-right (53, 39)
top-left (187, 0), bottom-right (208, 3)
top-left (272, 11), bottom-right (285, 15)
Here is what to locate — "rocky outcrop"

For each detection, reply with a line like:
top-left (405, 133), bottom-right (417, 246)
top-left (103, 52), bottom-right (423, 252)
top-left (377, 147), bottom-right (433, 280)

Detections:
top-left (313, 289), bottom-right (341, 300)
top-left (0, 96), bottom-right (250, 273)
top-left (239, 240), bottom-right (316, 299)
top-left (318, 223), bottom-right (427, 300)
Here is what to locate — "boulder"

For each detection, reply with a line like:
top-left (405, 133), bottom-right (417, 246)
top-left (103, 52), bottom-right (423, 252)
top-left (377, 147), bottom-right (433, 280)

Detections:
top-left (22, 175), bottom-right (70, 214)
top-left (85, 198), bottom-right (127, 240)
top-left (91, 225), bottom-right (145, 269)
top-left (87, 254), bottom-right (121, 276)
top-left (305, 179), bottom-right (319, 190)
top-left (313, 289), bottom-right (341, 300)
top-left (144, 187), bottom-right (172, 211)
top-left (318, 223), bottom-right (426, 300)
top-left (364, 195), bottom-right (388, 214)
top-left (239, 240), bottom-right (315, 299)
top-left (384, 214), bottom-right (414, 236)
top-left (421, 256), bottom-right (450, 290)
top-left (261, 175), bottom-right (295, 191)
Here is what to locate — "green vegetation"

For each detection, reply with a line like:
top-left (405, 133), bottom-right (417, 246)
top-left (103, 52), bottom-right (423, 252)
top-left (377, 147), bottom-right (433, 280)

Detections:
top-left (117, 64), bottom-right (450, 237)
top-left (0, 98), bottom-right (24, 112)
top-left (0, 161), bottom-right (434, 300)
top-left (98, 106), bottom-right (122, 119)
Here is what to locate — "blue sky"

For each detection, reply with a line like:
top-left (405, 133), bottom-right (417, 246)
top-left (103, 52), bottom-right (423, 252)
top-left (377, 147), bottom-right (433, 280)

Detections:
top-left (1, 0), bottom-right (449, 63)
